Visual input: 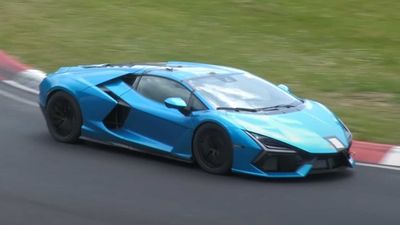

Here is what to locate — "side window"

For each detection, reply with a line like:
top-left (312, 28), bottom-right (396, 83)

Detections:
top-left (136, 76), bottom-right (208, 111)
top-left (136, 76), bottom-right (191, 104)
top-left (190, 94), bottom-right (207, 111)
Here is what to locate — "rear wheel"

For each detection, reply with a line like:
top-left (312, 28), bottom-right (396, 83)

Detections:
top-left (45, 91), bottom-right (82, 143)
top-left (193, 123), bottom-right (233, 174)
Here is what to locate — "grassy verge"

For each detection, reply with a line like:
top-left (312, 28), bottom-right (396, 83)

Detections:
top-left (1, 0), bottom-right (399, 143)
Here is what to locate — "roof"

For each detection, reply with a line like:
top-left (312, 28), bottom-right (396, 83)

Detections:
top-left (75, 61), bottom-right (247, 81)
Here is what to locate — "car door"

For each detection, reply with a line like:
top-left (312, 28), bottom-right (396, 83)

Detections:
top-left (119, 75), bottom-right (205, 157)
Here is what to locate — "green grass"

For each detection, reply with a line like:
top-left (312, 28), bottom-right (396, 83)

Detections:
top-left (1, 0), bottom-right (399, 144)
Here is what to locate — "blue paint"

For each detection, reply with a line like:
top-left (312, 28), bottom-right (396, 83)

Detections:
top-left (39, 61), bottom-right (354, 178)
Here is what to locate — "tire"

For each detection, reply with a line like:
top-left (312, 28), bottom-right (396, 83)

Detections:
top-left (45, 91), bottom-right (82, 143)
top-left (193, 123), bottom-right (233, 174)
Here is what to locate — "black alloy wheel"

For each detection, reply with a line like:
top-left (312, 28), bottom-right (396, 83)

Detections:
top-left (45, 91), bottom-right (82, 143)
top-left (193, 123), bottom-right (233, 174)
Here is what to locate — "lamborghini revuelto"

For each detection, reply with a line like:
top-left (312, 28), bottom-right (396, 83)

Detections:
top-left (39, 61), bottom-right (354, 178)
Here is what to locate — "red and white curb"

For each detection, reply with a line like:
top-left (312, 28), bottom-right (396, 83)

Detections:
top-left (351, 141), bottom-right (400, 169)
top-left (1, 50), bottom-right (399, 169)
top-left (0, 50), bottom-right (45, 94)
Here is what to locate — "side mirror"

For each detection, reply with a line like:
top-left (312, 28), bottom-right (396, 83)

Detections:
top-left (164, 97), bottom-right (190, 115)
top-left (278, 84), bottom-right (290, 93)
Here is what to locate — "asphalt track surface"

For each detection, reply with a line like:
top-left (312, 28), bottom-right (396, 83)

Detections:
top-left (0, 82), bottom-right (399, 225)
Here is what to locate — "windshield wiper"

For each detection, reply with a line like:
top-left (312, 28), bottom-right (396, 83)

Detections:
top-left (216, 107), bottom-right (258, 112)
top-left (257, 103), bottom-right (298, 111)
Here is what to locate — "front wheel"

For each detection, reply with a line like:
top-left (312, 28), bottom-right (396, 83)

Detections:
top-left (45, 91), bottom-right (82, 143)
top-left (193, 123), bottom-right (233, 174)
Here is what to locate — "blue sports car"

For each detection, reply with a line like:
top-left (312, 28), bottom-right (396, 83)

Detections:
top-left (39, 61), bottom-right (354, 178)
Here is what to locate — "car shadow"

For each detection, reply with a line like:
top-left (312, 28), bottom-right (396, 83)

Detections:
top-left (84, 139), bottom-right (355, 183)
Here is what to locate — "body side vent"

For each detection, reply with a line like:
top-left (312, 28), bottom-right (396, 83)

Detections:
top-left (99, 86), bottom-right (130, 129)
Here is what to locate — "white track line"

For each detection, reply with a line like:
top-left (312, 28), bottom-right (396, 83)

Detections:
top-left (0, 88), bottom-right (38, 107)
top-left (356, 162), bottom-right (400, 171)
top-left (2, 80), bottom-right (39, 95)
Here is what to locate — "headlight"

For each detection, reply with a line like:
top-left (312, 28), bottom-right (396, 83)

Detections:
top-left (326, 137), bottom-right (346, 150)
top-left (246, 131), bottom-right (297, 153)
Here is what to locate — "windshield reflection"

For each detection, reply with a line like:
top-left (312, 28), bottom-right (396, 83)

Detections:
top-left (186, 73), bottom-right (301, 109)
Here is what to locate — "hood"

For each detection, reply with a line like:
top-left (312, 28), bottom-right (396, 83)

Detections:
top-left (224, 100), bottom-right (349, 154)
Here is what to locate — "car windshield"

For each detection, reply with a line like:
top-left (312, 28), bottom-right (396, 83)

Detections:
top-left (186, 73), bottom-right (301, 109)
